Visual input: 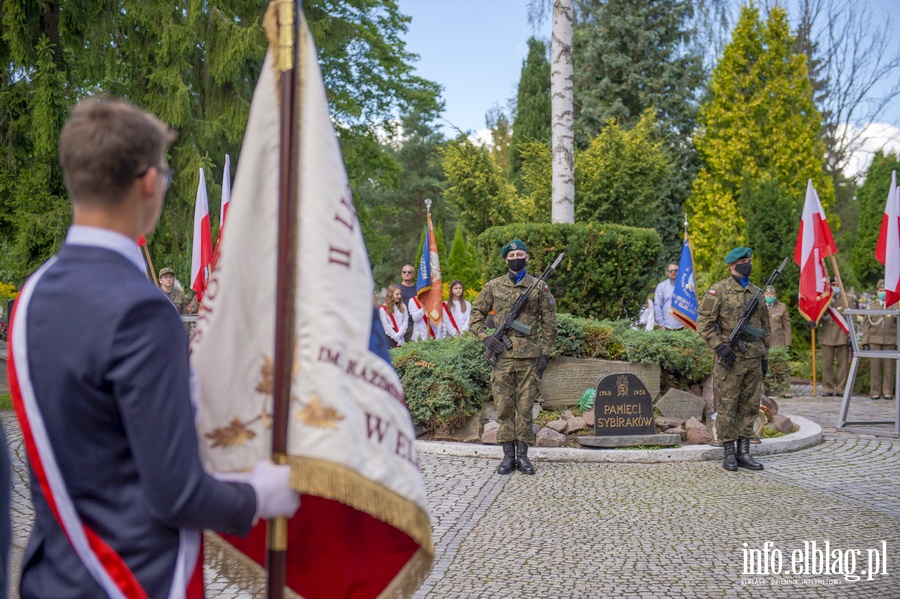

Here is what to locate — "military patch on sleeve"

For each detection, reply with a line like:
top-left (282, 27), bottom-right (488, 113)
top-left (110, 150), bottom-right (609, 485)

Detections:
top-left (700, 295), bottom-right (718, 311)
top-left (707, 289), bottom-right (716, 295)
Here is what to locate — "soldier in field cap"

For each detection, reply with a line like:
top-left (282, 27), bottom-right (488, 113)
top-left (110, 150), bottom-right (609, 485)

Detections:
top-left (471, 239), bottom-right (557, 475)
top-left (697, 247), bottom-right (771, 472)
top-left (158, 266), bottom-right (189, 314)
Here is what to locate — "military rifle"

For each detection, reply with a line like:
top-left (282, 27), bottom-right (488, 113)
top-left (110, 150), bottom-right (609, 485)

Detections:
top-left (483, 252), bottom-right (565, 366)
top-left (728, 257), bottom-right (789, 353)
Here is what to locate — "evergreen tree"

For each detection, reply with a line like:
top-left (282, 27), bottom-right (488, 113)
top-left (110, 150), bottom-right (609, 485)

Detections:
top-left (509, 37), bottom-right (551, 188)
top-left (852, 152), bottom-right (900, 288)
top-left (486, 104), bottom-right (513, 178)
top-left (687, 5), bottom-right (831, 283)
top-left (575, 111), bottom-right (672, 229)
top-left (355, 109), bottom-right (447, 287)
top-left (445, 225), bottom-right (480, 293)
top-left (572, 0), bottom-right (705, 256)
top-left (0, 0), bottom-right (440, 283)
top-left (440, 136), bottom-right (516, 237)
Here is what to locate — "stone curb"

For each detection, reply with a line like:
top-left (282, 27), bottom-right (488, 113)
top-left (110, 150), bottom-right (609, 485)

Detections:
top-left (415, 414), bottom-right (822, 464)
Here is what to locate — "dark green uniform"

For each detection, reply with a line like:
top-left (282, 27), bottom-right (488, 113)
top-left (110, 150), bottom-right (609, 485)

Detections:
top-left (471, 272), bottom-right (557, 444)
top-left (697, 277), bottom-right (771, 443)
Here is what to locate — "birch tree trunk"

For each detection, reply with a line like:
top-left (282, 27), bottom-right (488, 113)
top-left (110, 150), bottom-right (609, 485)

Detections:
top-left (551, 0), bottom-right (574, 223)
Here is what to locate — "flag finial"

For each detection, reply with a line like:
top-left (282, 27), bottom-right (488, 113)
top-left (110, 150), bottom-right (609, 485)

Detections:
top-left (425, 198), bottom-right (432, 215)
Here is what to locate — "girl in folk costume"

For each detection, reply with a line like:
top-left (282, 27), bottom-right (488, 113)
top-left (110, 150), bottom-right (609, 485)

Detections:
top-left (443, 280), bottom-right (471, 337)
top-left (380, 284), bottom-right (409, 348)
top-left (408, 292), bottom-right (436, 341)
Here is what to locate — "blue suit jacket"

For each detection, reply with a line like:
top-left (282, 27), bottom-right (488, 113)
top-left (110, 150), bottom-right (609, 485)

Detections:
top-left (19, 245), bottom-right (256, 598)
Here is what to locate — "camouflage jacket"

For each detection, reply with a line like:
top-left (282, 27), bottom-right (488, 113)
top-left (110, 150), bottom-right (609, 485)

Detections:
top-left (470, 272), bottom-right (557, 359)
top-left (162, 287), bottom-right (189, 314)
top-left (697, 276), bottom-right (771, 359)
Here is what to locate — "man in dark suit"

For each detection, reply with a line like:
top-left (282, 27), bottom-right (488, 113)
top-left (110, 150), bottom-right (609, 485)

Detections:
top-left (7, 97), bottom-right (300, 598)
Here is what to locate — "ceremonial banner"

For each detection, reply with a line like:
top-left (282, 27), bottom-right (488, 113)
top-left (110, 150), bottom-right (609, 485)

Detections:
top-left (190, 11), bottom-right (432, 599)
top-left (415, 214), bottom-right (443, 337)
top-left (875, 171), bottom-right (900, 307)
top-left (191, 168), bottom-right (213, 301)
top-left (670, 231), bottom-right (698, 330)
top-left (794, 180), bottom-right (836, 323)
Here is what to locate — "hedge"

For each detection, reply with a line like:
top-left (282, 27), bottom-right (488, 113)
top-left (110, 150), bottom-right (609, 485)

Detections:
top-left (393, 313), bottom-right (715, 430)
top-left (474, 222), bottom-right (663, 321)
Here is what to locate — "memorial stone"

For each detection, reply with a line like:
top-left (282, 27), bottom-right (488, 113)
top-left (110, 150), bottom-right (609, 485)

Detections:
top-left (592, 372), bottom-right (655, 436)
top-left (656, 388), bottom-right (705, 421)
top-left (540, 357), bottom-right (661, 410)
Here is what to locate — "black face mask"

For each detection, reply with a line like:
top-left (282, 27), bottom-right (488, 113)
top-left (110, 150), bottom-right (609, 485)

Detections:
top-left (507, 257), bottom-right (527, 273)
top-left (734, 262), bottom-right (752, 277)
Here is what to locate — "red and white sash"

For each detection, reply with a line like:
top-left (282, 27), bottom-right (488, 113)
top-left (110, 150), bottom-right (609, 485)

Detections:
top-left (443, 301), bottom-right (460, 334)
top-left (412, 297), bottom-right (435, 338)
top-left (8, 260), bottom-right (202, 599)
top-left (382, 304), bottom-right (399, 332)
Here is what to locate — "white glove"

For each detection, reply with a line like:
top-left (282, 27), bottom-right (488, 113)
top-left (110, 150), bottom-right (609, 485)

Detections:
top-left (248, 460), bottom-right (301, 522)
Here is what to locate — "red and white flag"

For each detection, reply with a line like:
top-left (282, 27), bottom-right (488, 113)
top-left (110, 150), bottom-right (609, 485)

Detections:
top-left (190, 168), bottom-right (213, 301)
top-left (209, 155), bottom-right (231, 274)
top-left (190, 14), bottom-right (432, 599)
top-left (220, 154), bottom-right (231, 233)
top-left (875, 170), bottom-right (900, 307)
top-left (794, 179), bottom-right (836, 324)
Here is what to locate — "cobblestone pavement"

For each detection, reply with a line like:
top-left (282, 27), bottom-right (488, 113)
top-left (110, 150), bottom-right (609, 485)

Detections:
top-left (4, 391), bottom-right (899, 598)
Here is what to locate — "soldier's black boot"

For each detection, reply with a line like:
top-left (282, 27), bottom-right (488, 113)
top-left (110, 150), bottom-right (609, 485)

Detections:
top-left (497, 442), bottom-right (516, 475)
top-left (736, 438), bottom-right (764, 470)
top-left (516, 441), bottom-right (535, 475)
top-left (722, 441), bottom-right (738, 472)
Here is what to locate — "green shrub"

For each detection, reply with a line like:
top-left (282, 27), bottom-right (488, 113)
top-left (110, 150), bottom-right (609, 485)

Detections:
top-left (765, 346), bottom-right (793, 395)
top-left (392, 334), bottom-right (492, 431)
top-left (474, 222), bottom-right (663, 321)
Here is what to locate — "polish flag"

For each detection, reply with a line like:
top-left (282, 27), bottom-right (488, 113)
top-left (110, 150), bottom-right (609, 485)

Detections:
top-left (875, 170), bottom-right (900, 307)
top-left (190, 168), bottom-right (212, 301)
top-left (794, 180), bottom-right (836, 324)
top-left (209, 155), bottom-right (231, 274)
top-left (220, 154), bottom-right (231, 232)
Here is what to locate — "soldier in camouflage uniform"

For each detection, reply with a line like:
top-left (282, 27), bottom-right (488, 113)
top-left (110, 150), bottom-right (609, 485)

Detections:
top-left (697, 247), bottom-right (770, 472)
top-left (471, 239), bottom-right (557, 475)
top-left (862, 279), bottom-right (897, 400)
top-left (158, 267), bottom-right (189, 314)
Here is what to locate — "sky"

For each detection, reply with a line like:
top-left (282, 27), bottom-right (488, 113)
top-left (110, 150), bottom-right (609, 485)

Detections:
top-left (397, 0), bottom-right (900, 178)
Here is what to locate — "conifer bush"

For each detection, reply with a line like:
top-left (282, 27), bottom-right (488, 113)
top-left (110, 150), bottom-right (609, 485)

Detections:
top-left (475, 222), bottom-right (663, 321)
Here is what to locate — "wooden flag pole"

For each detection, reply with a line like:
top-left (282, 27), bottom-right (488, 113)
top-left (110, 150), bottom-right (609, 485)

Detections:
top-left (811, 328), bottom-right (817, 396)
top-left (142, 244), bottom-right (158, 286)
top-left (268, 1), bottom-right (302, 598)
top-left (829, 255), bottom-right (850, 310)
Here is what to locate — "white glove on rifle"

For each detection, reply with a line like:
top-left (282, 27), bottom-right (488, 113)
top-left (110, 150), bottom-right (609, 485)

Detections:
top-left (248, 460), bottom-right (301, 522)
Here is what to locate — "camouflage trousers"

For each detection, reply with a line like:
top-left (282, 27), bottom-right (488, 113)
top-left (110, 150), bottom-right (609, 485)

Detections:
top-left (713, 357), bottom-right (763, 442)
top-left (491, 357), bottom-right (539, 445)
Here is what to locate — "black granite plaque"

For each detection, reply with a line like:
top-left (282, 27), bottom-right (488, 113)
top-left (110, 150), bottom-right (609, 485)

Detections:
top-left (593, 372), bottom-right (655, 436)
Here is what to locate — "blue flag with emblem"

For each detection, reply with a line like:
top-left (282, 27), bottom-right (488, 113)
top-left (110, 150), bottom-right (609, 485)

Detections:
top-left (671, 230), bottom-right (698, 330)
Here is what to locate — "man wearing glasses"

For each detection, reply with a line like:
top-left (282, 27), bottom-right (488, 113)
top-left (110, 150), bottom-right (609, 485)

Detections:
top-left (8, 96), bottom-right (299, 597)
top-left (399, 264), bottom-right (417, 342)
top-left (654, 262), bottom-right (684, 330)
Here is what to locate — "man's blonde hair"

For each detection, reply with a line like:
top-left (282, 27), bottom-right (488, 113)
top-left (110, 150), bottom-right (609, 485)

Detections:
top-left (59, 96), bottom-right (176, 205)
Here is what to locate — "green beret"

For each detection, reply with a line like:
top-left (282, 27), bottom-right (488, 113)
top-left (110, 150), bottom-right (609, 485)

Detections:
top-left (501, 239), bottom-right (527, 258)
top-left (724, 247), bottom-right (752, 264)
